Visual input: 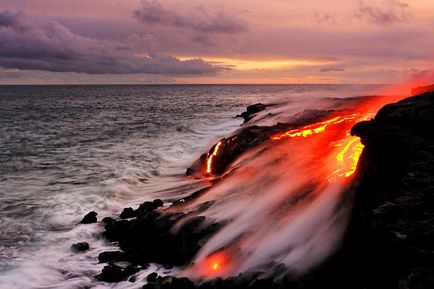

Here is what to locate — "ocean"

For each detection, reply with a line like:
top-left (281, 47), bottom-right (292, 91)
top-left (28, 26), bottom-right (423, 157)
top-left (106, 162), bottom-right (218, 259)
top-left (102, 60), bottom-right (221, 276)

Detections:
top-left (0, 84), bottom-right (380, 288)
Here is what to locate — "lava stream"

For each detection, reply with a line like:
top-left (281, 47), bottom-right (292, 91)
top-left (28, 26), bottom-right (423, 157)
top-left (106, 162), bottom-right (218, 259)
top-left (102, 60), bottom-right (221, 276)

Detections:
top-left (206, 141), bottom-right (222, 174)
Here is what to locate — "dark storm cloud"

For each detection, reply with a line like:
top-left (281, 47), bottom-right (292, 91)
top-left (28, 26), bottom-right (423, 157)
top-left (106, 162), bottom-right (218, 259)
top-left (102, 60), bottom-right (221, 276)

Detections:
top-left (0, 10), bottom-right (222, 75)
top-left (134, 0), bottom-right (247, 34)
top-left (355, 0), bottom-right (411, 25)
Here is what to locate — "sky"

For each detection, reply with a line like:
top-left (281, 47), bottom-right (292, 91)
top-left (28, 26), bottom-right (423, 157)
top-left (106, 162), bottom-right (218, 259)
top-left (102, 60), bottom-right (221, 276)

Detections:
top-left (0, 0), bottom-right (433, 84)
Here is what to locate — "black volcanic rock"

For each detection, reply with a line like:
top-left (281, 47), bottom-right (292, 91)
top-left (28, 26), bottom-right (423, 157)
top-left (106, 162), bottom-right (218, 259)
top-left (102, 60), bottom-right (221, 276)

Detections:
top-left (98, 251), bottom-right (126, 263)
top-left (97, 264), bottom-right (140, 282)
top-left (98, 265), bottom-right (125, 282)
top-left (102, 216), bottom-right (115, 224)
top-left (136, 199), bottom-right (164, 214)
top-left (147, 272), bottom-right (159, 283)
top-left (120, 207), bottom-right (136, 219)
top-left (70, 242), bottom-right (89, 252)
top-left (236, 103), bottom-right (266, 123)
top-left (97, 198), bottom-right (221, 282)
top-left (346, 91), bottom-right (434, 289)
top-left (79, 211), bottom-right (97, 224)
top-left (143, 276), bottom-right (196, 289)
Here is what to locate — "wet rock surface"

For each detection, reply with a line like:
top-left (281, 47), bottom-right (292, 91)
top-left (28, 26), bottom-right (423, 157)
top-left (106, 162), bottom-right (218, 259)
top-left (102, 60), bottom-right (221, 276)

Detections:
top-left (97, 264), bottom-right (141, 282)
top-left (70, 242), bottom-right (89, 253)
top-left (94, 198), bottom-right (221, 282)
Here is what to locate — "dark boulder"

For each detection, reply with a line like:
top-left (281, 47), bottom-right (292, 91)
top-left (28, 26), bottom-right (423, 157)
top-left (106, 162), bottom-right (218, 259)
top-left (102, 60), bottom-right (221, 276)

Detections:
top-left (98, 265), bottom-right (124, 282)
top-left (70, 242), bottom-right (89, 253)
top-left (102, 216), bottom-right (116, 224)
top-left (143, 276), bottom-right (195, 289)
top-left (79, 211), bottom-right (97, 224)
top-left (146, 272), bottom-right (159, 283)
top-left (136, 199), bottom-right (164, 215)
top-left (97, 264), bottom-right (140, 282)
top-left (120, 207), bottom-right (136, 219)
top-left (98, 251), bottom-right (126, 263)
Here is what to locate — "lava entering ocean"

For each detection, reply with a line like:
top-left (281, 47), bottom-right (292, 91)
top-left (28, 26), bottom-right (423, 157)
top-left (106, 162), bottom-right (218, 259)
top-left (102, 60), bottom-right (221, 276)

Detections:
top-left (179, 92), bottom-right (411, 279)
top-left (206, 141), bottom-right (223, 175)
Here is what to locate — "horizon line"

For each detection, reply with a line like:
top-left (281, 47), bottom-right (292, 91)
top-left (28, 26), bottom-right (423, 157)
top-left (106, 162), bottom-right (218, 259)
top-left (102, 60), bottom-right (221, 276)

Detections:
top-left (0, 83), bottom-right (388, 86)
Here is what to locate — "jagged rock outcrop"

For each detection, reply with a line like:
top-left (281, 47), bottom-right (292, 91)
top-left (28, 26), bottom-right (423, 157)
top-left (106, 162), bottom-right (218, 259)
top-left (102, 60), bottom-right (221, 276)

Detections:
top-left (236, 103), bottom-right (267, 123)
top-left (79, 211), bottom-right (97, 224)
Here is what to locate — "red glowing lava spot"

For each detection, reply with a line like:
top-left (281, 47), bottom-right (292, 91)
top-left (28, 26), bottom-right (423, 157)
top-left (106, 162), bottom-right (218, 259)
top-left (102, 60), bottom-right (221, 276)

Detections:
top-left (203, 252), bottom-right (228, 275)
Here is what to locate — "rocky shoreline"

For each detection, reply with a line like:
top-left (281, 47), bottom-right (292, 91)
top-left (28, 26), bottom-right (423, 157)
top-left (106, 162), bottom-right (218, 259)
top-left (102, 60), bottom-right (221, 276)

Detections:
top-left (77, 90), bottom-right (434, 289)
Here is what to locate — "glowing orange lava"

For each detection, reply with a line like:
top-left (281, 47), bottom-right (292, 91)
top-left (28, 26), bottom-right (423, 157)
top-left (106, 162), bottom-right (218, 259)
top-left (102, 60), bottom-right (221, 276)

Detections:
top-left (203, 252), bottom-right (227, 275)
top-left (271, 114), bottom-right (361, 140)
top-left (327, 134), bottom-right (364, 182)
top-left (271, 113), bottom-right (373, 181)
top-left (206, 141), bottom-right (222, 174)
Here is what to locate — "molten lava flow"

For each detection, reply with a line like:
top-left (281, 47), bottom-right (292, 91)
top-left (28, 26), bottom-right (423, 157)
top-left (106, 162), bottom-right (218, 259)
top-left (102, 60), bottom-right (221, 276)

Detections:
top-left (271, 113), bottom-right (373, 181)
top-left (327, 134), bottom-right (364, 182)
top-left (206, 141), bottom-right (222, 175)
top-left (206, 114), bottom-right (371, 180)
top-left (271, 114), bottom-right (360, 141)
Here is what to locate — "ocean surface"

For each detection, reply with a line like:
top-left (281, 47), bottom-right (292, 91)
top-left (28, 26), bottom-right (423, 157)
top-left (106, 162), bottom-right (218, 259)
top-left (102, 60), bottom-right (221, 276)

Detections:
top-left (0, 84), bottom-right (380, 288)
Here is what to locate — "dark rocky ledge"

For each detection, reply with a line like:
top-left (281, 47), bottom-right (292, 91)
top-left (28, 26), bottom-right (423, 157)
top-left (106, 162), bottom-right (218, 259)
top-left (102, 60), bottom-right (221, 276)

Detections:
top-left (235, 103), bottom-right (267, 123)
top-left (346, 91), bottom-right (434, 289)
top-left (82, 91), bottom-right (434, 288)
